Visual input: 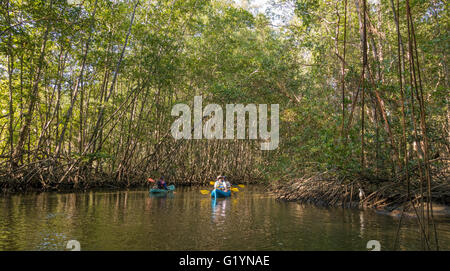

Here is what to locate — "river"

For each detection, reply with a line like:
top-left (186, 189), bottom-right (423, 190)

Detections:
top-left (0, 186), bottom-right (448, 250)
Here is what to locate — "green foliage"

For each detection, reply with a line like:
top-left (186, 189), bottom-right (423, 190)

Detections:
top-left (0, 0), bottom-right (447, 184)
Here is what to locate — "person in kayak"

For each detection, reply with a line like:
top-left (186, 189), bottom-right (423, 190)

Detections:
top-left (156, 176), bottom-right (168, 190)
top-left (223, 176), bottom-right (231, 191)
top-left (214, 176), bottom-right (230, 192)
top-left (214, 176), bottom-right (224, 191)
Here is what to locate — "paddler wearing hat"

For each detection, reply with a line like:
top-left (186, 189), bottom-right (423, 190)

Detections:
top-left (214, 175), bottom-right (230, 192)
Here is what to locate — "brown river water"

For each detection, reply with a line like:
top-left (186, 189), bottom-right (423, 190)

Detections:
top-left (0, 186), bottom-right (448, 250)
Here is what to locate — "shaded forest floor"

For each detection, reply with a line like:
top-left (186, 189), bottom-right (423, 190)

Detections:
top-left (0, 161), bottom-right (260, 193)
top-left (0, 171), bottom-right (147, 193)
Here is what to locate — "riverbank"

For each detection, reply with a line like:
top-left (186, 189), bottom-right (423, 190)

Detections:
top-left (0, 167), bottom-right (257, 194)
top-left (0, 174), bottom-right (146, 194)
top-left (269, 168), bottom-right (450, 217)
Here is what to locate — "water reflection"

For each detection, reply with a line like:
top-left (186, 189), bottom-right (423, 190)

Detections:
top-left (211, 198), bottom-right (231, 225)
top-left (359, 212), bottom-right (365, 238)
top-left (0, 187), bottom-right (448, 250)
top-left (148, 192), bottom-right (174, 209)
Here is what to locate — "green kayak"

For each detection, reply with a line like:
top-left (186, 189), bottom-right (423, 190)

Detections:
top-left (149, 184), bottom-right (175, 193)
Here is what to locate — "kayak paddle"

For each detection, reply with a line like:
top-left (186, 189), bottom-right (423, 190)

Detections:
top-left (209, 181), bottom-right (245, 188)
top-left (201, 188), bottom-right (237, 194)
top-left (200, 190), bottom-right (210, 195)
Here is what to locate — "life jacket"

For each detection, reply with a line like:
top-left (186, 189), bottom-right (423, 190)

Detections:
top-left (157, 180), bottom-right (166, 189)
top-left (215, 180), bottom-right (225, 190)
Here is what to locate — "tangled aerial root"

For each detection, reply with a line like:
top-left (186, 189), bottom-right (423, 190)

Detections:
top-left (270, 164), bottom-right (450, 212)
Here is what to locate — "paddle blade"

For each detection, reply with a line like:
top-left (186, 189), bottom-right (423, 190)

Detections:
top-left (209, 181), bottom-right (215, 185)
top-left (200, 190), bottom-right (210, 195)
top-left (231, 187), bottom-right (239, 192)
top-left (148, 178), bottom-right (155, 183)
top-left (238, 184), bottom-right (245, 188)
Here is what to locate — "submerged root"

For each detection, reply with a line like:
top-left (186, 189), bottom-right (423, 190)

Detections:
top-left (271, 165), bottom-right (450, 212)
